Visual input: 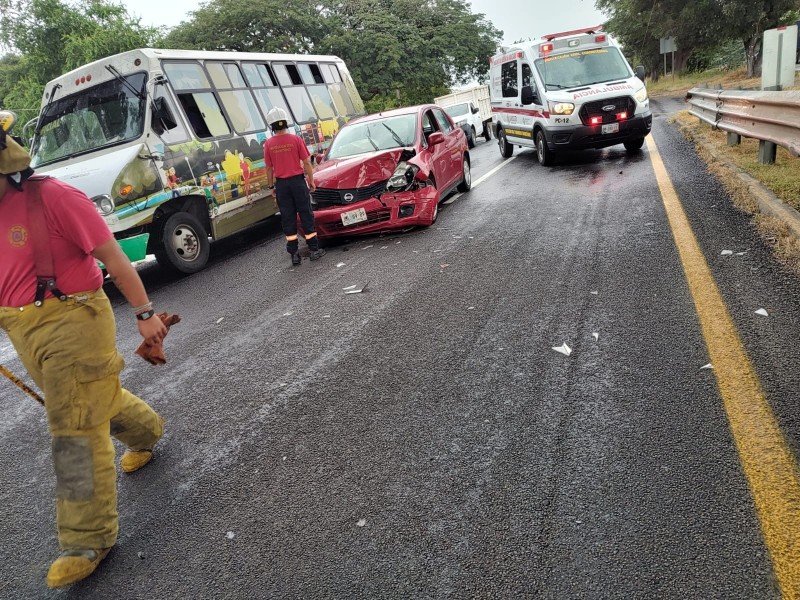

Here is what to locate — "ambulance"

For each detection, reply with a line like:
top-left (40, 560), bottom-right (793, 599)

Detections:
top-left (490, 26), bottom-right (651, 166)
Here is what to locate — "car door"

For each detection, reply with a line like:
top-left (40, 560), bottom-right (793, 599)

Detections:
top-left (432, 107), bottom-right (460, 189)
top-left (421, 109), bottom-right (450, 187)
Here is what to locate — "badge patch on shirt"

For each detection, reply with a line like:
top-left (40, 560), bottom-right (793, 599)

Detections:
top-left (8, 225), bottom-right (27, 247)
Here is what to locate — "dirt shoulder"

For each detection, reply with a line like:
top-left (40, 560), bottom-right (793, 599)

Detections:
top-left (671, 110), bottom-right (800, 275)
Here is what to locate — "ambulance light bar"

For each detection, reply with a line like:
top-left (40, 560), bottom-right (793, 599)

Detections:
top-left (543, 25), bottom-right (603, 42)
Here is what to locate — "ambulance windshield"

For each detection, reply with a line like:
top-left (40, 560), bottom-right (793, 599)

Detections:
top-left (30, 72), bottom-right (147, 167)
top-left (535, 47), bottom-right (631, 91)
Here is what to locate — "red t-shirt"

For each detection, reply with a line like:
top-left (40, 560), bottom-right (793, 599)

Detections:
top-left (264, 133), bottom-right (309, 179)
top-left (0, 177), bottom-right (113, 307)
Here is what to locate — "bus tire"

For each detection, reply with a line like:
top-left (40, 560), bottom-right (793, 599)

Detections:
top-left (153, 211), bottom-right (210, 274)
top-left (498, 128), bottom-right (514, 158)
top-left (535, 129), bottom-right (554, 166)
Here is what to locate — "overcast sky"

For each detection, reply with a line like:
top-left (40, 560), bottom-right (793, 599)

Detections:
top-left (126, 0), bottom-right (607, 43)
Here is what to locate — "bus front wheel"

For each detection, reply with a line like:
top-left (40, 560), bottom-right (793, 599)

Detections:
top-left (154, 211), bottom-right (210, 274)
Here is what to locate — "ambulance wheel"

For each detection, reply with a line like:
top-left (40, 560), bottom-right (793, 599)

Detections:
top-left (467, 127), bottom-right (476, 149)
top-left (535, 130), bottom-right (554, 166)
top-left (624, 137), bottom-right (645, 152)
top-left (154, 211), bottom-right (210, 274)
top-left (483, 124), bottom-right (492, 141)
top-left (498, 129), bottom-right (514, 158)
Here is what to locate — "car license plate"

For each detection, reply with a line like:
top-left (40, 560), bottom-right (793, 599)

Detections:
top-left (601, 123), bottom-right (619, 134)
top-left (341, 208), bottom-right (367, 226)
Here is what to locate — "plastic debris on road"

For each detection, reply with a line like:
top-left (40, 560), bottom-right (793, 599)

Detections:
top-left (755, 308), bottom-right (769, 317)
top-left (440, 264), bottom-right (450, 269)
top-left (322, 314), bottom-right (331, 318)
top-left (226, 531), bottom-right (235, 540)
top-left (468, 306), bottom-right (475, 310)
top-left (356, 519), bottom-right (367, 527)
top-left (336, 262), bottom-right (345, 268)
top-left (362, 245), bottom-right (373, 250)
top-left (701, 363), bottom-right (713, 369)
top-left (590, 291), bottom-right (599, 295)
top-left (344, 282), bottom-right (369, 294)
top-left (721, 250), bottom-right (733, 256)
top-left (592, 332), bottom-right (599, 341)
top-left (282, 312), bottom-right (293, 317)
top-left (216, 317), bottom-right (224, 324)
top-left (552, 343), bottom-right (572, 356)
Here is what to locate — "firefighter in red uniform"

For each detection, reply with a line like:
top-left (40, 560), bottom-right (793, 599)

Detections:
top-left (0, 111), bottom-right (167, 588)
top-left (263, 107), bottom-right (325, 265)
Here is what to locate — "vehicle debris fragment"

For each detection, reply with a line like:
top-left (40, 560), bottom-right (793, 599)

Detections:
top-left (552, 343), bottom-right (572, 356)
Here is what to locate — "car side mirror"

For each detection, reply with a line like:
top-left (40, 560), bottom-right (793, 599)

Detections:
top-left (635, 65), bottom-right (646, 81)
top-left (521, 85), bottom-right (539, 106)
top-left (428, 131), bottom-right (445, 146)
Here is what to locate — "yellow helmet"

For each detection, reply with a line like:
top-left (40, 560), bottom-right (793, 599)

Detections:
top-left (0, 110), bottom-right (32, 175)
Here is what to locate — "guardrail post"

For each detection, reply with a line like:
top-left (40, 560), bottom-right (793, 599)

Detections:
top-left (727, 132), bottom-right (741, 146)
top-left (758, 140), bottom-right (777, 164)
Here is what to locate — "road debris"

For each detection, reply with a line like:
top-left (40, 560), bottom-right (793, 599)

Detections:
top-left (552, 343), bottom-right (572, 356)
top-left (336, 262), bottom-right (345, 268)
top-left (282, 312), bottom-right (293, 317)
top-left (216, 317), bottom-right (224, 324)
top-left (701, 363), bottom-right (713, 369)
top-left (467, 306), bottom-right (475, 310)
top-left (440, 263), bottom-right (450, 269)
top-left (755, 308), bottom-right (769, 317)
top-left (590, 291), bottom-right (599, 295)
top-left (344, 282), bottom-right (369, 294)
top-left (592, 332), bottom-right (599, 341)
top-left (137, 552), bottom-right (146, 560)
top-left (362, 245), bottom-right (373, 250)
top-left (226, 531), bottom-right (235, 540)
top-left (356, 519), bottom-right (367, 527)
top-left (721, 250), bottom-right (733, 256)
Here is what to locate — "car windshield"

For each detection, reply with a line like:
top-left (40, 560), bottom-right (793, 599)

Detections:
top-left (30, 72), bottom-right (147, 167)
top-left (535, 47), bottom-right (631, 91)
top-left (445, 104), bottom-right (469, 118)
top-left (326, 113), bottom-right (417, 159)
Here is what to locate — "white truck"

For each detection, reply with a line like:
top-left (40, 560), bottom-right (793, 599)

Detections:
top-left (434, 85), bottom-right (492, 148)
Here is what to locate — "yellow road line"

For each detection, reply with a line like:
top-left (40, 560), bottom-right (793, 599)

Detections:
top-left (646, 135), bottom-right (800, 598)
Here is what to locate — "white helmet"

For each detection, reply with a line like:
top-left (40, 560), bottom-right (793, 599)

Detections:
top-left (266, 107), bottom-right (290, 131)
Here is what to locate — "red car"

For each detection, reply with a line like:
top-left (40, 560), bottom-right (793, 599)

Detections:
top-left (311, 104), bottom-right (471, 238)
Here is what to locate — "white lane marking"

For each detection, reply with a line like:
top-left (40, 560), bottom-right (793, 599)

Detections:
top-left (442, 156), bottom-right (518, 205)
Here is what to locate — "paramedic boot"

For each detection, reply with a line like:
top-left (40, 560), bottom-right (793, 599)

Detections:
top-left (47, 548), bottom-right (111, 588)
top-left (120, 450), bottom-right (153, 473)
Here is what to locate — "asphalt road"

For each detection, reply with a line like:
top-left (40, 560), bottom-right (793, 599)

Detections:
top-left (2, 98), bottom-right (799, 599)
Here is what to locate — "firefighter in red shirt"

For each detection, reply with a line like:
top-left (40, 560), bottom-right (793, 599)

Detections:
top-left (0, 112), bottom-right (167, 588)
top-left (263, 107), bottom-right (325, 265)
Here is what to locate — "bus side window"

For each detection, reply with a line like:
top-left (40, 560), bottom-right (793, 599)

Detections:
top-left (177, 92), bottom-right (231, 139)
top-left (152, 85), bottom-right (188, 144)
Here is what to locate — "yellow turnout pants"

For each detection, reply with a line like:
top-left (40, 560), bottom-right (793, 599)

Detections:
top-left (0, 288), bottom-right (163, 550)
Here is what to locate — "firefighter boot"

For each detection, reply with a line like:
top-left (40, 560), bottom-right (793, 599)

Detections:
top-left (119, 414), bottom-right (164, 473)
top-left (47, 547), bottom-right (111, 588)
top-left (291, 252), bottom-right (302, 266)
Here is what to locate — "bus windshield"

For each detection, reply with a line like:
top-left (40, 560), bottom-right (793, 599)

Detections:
top-left (326, 113), bottom-right (417, 159)
top-left (30, 72), bottom-right (147, 167)
top-left (535, 47), bottom-right (631, 91)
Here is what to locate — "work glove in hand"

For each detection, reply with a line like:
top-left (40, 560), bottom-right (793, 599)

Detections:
top-left (136, 312), bottom-right (181, 365)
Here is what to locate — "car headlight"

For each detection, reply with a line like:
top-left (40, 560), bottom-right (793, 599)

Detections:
top-left (550, 102), bottom-right (575, 115)
top-left (635, 88), bottom-right (649, 103)
top-left (386, 162), bottom-right (420, 193)
top-left (92, 194), bottom-right (115, 216)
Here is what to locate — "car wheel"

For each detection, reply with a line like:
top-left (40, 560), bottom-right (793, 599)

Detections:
top-left (483, 124), bottom-right (492, 141)
top-left (467, 126), bottom-right (476, 149)
top-left (153, 211), bottom-right (210, 274)
top-left (624, 137), bottom-right (645, 152)
top-left (423, 178), bottom-right (439, 226)
top-left (535, 130), bottom-right (554, 166)
top-left (498, 128), bottom-right (514, 158)
top-left (457, 155), bottom-right (471, 192)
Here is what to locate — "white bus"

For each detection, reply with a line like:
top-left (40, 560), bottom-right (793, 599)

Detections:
top-left (28, 48), bottom-right (365, 273)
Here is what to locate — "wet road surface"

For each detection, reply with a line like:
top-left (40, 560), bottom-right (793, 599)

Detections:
top-left (1, 98), bottom-right (799, 598)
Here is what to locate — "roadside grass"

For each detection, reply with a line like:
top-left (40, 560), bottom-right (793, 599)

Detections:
top-left (671, 110), bottom-right (800, 274)
top-left (647, 65), bottom-right (798, 96)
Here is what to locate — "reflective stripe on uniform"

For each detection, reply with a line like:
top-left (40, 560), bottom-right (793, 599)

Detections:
top-left (304, 232), bottom-right (318, 240)
top-left (286, 234), bottom-right (299, 241)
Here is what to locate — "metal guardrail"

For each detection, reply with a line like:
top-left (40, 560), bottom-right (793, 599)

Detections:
top-left (686, 88), bottom-right (800, 158)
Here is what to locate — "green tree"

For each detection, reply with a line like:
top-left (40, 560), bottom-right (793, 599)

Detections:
top-left (0, 0), bottom-right (158, 117)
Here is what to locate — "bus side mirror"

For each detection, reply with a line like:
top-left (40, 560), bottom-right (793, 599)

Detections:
top-left (521, 85), bottom-right (538, 106)
top-left (635, 65), bottom-right (646, 81)
top-left (151, 97), bottom-right (177, 134)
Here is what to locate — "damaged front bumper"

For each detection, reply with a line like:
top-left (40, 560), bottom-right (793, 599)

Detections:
top-left (313, 186), bottom-right (440, 238)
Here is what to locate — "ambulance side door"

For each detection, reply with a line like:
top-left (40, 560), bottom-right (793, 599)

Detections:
top-left (499, 58), bottom-right (526, 145)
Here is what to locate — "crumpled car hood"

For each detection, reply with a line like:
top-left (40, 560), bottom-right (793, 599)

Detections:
top-left (314, 148), bottom-right (412, 189)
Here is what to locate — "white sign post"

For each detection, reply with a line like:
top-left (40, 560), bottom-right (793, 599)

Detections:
top-left (659, 37), bottom-right (676, 79)
top-left (762, 24), bottom-right (798, 91)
